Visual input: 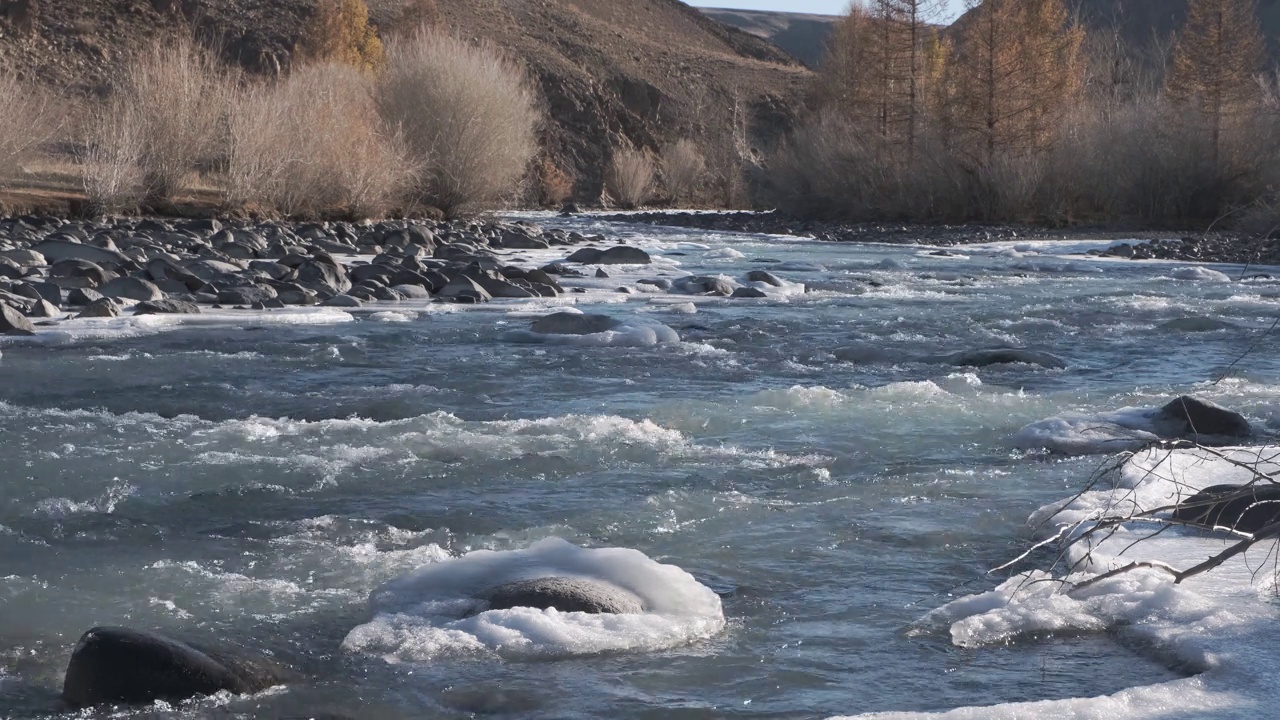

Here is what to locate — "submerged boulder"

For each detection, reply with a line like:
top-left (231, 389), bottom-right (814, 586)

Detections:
top-left (1173, 484), bottom-right (1280, 535)
top-left (479, 577), bottom-right (646, 615)
top-left (530, 312), bottom-right (622, 335)
top-left (62, 626), bottom-right (297, 709)
top-left (936, 348), bottom-right (1067, 369)
top-left (1151, 395), bottom-right (1251, 440)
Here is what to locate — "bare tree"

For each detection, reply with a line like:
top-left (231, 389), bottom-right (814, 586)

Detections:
top-left (1166, 0), bottom-right (1266, 167)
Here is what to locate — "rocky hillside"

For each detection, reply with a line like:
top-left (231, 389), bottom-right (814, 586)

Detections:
top-left (0, 0), bottom-right (811, 203)
top-left (697, 7), bottom-right (840, 68)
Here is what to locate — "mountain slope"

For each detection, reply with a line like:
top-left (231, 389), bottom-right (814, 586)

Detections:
top-left (697, 7), bottom-right (840, 68)
top-left (0, 0), bottom-right (812, 202)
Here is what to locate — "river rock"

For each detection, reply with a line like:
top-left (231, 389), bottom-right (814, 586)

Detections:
top-left (499, 229), bottom-right (551, 250)
top-left (217, 285), bottom-right (278, 306)
top-left (746, 270), bottom-right (784, 287)
top-left (99, 277), bottom-right (165, 302)
top-left (25, 298), bottom-right (60, 318)
top-left (1173, 484), bottom-right (1280, 534)
top-left (0, 248), bottom-right (45, 267)
top-left (437, 276), bottom-right (492, 303)
top-left (479, 577), bottom-right (646, 615)
top-left (76, 298), bottom-right (121, 319)
top-left (392, 284), bottom-right (430, 299)
top-left (1151, 396), bottom-right (1251, 439)
top-left (0, 303), bottom-right (35, 334)
top-left (530, 312), bottom-right (623, 335)
top-left (68, 287), bottom-right (105, 306)
top-left (62, 626), bottom-right (296, 709)
top-left (675, 276), bottom-right (735, 296)
top-left (135, 299), bottom-right (201, 315)
top-left (32, 239), bottom-right (130, 266)
top-left (51, 259), bottom-right (111, 286)
top-left (937, 348), bottom-right (1068, 369)
top-left (321, 294), bottom-right (363, 308)
top-left (599, 246), bottom-right (651, 265)
top-left (731, 287), bottom-right (767, 298)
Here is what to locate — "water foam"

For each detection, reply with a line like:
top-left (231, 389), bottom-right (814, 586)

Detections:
top-left (342, 538), bottom-right (724, 661)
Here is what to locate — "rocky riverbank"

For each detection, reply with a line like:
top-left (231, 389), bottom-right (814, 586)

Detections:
top-left (0, 215), bottom-right (804, 337)
top-left (601, 211), bottom-right (1279, 266)
top-left (0, 216), bottom-right (629, 334)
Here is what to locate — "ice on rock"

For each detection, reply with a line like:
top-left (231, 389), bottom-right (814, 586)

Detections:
top-left (503, 315), bottom-right (680, 346)
top-left (1170, 266), bottom-right (1232, 282)
top-left (342, 538), bottom-right (725, 661)
top-left (841, 446), bottom-right (1280, 720)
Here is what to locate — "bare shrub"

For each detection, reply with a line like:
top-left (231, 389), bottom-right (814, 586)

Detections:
top-left (297, 0), bottom-right (386, 72)
top-left (0, 71), bottom-right (60, 189)
top-left (80, 98), bottom-right (146, 214)
top-left (379, 29), bottom-right (539, 217)
top-left (659, 139), bottom-right (705, 206)
top-left (765, 113), bottom-right (970, 221)
top-left (227, 62), bottom-right (411, 218)
top-left (116, 38), bottom-right (232, 205)
top-left (535, 155), bottom-right (574, 207)
top-left (606, 146), bottom-right (656, 209)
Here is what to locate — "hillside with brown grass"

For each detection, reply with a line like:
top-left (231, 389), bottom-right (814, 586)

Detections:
top-left (0, 0), bottom-right (811, 208)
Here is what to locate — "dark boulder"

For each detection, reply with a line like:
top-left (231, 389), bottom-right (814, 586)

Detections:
top-left (598, 246), bottom-right (651, 265)
top-left (530, 312), bottom-right (622, 335)
top-left (565, 247), bottom-right (603, 264)
top-left (479, 577), bottom-right (645, 615)
top-left (1173, 484), bottom-right (1280, 535)
top-left (731, 287), bottom-right (767, 298)
top-left (62, 626), bottom-right (296, 709)
top-left (1152, 396), bottom-right (1251, 440)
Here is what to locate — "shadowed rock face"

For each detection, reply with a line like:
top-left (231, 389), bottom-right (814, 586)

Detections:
top-left (62, 627), bottom-right (296, 709)
top-left (1173, 484), bottom-right (1280, 535)
top-left (479, 577), bottom-right (646, 615)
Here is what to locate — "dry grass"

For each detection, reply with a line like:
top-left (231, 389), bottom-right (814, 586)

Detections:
top-left (226, 62), bottom-right (411, 219)
top-left (0, 71), bottom-right (61, 190)
top-left (660, 139), bottom-right (705, 205)
top-left (378, 28), bottom-right (539, 217)
top-left (115, 37), bottom-right (233, 205)
top-left (80, 98), bottom-right (146, 214)
top-left (607, 146), bottom-right (657, 209)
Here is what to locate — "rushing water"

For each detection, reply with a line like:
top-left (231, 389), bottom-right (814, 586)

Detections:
top-left (2, 215), bottom-right (1278, 719)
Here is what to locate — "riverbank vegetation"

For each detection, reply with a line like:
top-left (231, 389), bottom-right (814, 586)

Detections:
top-left (1, 0), bottom-right (537, 220)
top-left (766, 0), bottom-right (1280, 229)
